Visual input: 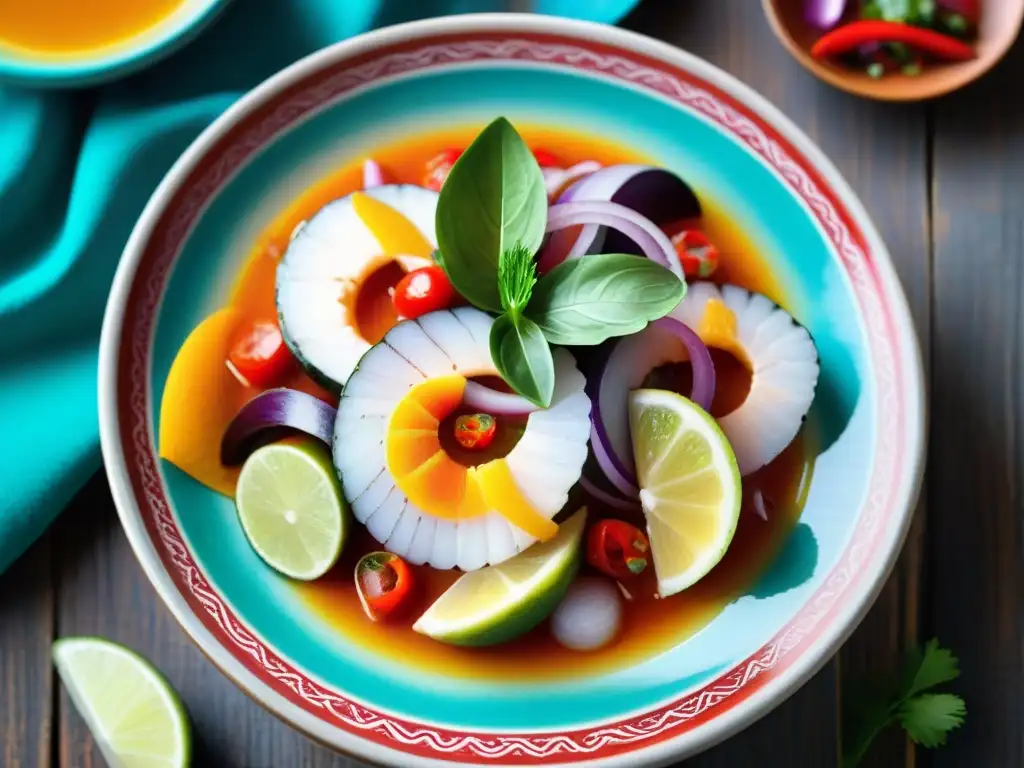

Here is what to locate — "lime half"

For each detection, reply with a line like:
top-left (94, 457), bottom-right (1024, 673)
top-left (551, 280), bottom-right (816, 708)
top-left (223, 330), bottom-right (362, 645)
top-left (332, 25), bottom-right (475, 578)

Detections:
top-left (413, 508), bottom-right (587, 646)
top-left (53, 637), bottom-right (191, 768)
top-left (629, 389), bottom-right (742, 597)
top-left (235, 440), bottom-right (348, 580)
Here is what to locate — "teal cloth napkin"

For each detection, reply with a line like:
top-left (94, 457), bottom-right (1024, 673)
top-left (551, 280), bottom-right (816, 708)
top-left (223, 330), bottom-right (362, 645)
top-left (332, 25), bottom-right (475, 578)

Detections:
top-left (0, 0), bottom-right (641, 575)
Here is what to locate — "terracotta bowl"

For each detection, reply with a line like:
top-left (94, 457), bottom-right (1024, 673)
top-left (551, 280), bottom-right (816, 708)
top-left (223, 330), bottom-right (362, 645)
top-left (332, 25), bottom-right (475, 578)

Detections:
top-left (763, 0), bottom-right (1024, 100)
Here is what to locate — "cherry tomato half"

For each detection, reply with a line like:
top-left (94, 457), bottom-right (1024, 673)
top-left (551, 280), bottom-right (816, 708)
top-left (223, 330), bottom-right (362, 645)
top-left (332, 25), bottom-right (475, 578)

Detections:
top-left (423, 148), bottom-right (463, 191)
top-left (355, 552), bottom-right (416, 622)
top-left (532, 148), bottom-right (561, 168)
top-left (671, 230), bottom-right (720, 279)
top-left (392, 265), bottom-right (459, 320)
top-left (586, 519), bottom-right (650, 581)
top-left (227, 320), bottom-right (295, 388)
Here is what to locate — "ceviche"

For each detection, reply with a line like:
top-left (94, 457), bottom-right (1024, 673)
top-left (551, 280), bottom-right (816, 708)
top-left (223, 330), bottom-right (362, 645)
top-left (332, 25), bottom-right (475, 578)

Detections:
top-left (159, 118), bottom-right (820, 676)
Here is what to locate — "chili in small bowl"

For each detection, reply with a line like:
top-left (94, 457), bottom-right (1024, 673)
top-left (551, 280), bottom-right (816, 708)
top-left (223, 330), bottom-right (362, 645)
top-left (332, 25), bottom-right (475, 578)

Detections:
top-left (762, 0), bottom-right (1023, 100)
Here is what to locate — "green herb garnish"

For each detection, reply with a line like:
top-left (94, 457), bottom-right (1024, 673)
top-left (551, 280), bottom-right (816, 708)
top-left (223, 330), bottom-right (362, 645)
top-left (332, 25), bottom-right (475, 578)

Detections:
top-left (438, 116), bottom-right (687, 406)
top-left (489, 313), bottom-right (555, 408)
top-left (862, 0), bottom-right (935, 24)
top-left (527, 254), bottom-right (685, 346)
top-left (498, 242), bottom-right (538, 320)
top-left (435, 117), bottom-right (548, 313)
top-left (842, 639), bottom-right (966, 767)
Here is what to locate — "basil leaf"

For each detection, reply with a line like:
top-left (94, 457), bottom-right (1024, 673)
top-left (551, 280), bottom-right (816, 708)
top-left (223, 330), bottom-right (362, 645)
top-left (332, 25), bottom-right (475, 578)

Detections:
top-left (526, 254), bottom-right (686, 346)
top-left (435, 117), bottom-right (548, 313)
top-left (489, 314), bottom-right (554, 408)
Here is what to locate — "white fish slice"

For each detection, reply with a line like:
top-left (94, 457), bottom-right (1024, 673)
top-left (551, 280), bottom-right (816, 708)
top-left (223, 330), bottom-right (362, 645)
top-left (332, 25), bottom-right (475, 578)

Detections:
top-left (333, 308), bottom-right (591, 569)
top-left (350, 469), bottom-right (394, 524)
top-left (456, 518), bottom-right (490, 572)
top-left (676, 281), bottom-right (819, 475)
top-left (276, 185), bottom-right (439, 391)
top-left (451, 306), bottom-right (494, 348)
top-left (428, 520), bottom-right (459, 570)
top-left (365, 488), bottom-right (406, 543)
top-left (386, 506), bottom-right (420, 555)
top-left (417, 311), bottom-right (494, 373)
top-left (483, 512), bottom-right (517, 565)
top-left (405, 514), bottom-right (437, 566)
top-left (384, 321), bottom-right (457, 378)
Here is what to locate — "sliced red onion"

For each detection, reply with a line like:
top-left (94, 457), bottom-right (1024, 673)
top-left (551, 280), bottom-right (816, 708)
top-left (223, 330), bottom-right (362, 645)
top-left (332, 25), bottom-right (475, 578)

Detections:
top-left (589, 376), bottom-right (641, 497)
top-left (362, 159), bottom-right (384, 188)
top-left (221, 388), bottom-right (336, 466)
top-left (652, 317), bottom-right (715, 412)
top-left (543, 160), bottom-right (602, 199)
top-left (538, 165), bottom-right (700, 272)
top-left (545, 201), bottom-right (682, 278)
top-left (579, 475), bottom-right (641, 512)
top-left (463, 381), bottom-right (540, 416)
top-left (805, 0), bottom-right (848, 29)
top-left (589, 319), bottom-right (716, 493)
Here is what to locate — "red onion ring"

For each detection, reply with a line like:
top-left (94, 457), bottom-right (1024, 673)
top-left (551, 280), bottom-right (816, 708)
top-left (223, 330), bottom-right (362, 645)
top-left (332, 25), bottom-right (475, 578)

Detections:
top-left (363, 159), bottom-right (384, 188)
top-left (545, 201), bottom-right (682, 277)
top-left (588, 318), bottom-right (716, 495)
top-left (221, 388), bottom-right (337, 466)
top-left (590, 413), bottom-right (640, 498)
top-left (543, 161), bottom-right (602, 199)
top-left (463, 381), bottom-right (540, 416)
top-left (652, 317), bottom-right (716, 413)
top-left (579, 475), bottom-right (641, 512)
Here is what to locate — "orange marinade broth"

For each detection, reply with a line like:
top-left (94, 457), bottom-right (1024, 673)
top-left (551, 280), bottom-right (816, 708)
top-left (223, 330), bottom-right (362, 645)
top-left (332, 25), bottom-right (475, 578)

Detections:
top-left (229, 125), bottom-right (815, 682)
top-left (0, 0), bottom-right (186, 55)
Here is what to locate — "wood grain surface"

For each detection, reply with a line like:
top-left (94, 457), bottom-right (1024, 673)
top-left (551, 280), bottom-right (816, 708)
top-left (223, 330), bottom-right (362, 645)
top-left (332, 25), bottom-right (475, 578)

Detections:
top-left (0, 1), bottom-right (1019, 766)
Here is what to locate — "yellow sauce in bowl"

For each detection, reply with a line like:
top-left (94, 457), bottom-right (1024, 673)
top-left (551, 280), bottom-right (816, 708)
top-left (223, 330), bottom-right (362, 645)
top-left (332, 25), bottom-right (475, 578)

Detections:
top-left (0, 0), bottom-right (186, 57)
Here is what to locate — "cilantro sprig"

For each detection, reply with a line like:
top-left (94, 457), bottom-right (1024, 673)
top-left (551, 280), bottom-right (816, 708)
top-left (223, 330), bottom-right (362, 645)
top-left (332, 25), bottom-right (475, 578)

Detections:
top-left (842, 639), bottom-right (966, 767)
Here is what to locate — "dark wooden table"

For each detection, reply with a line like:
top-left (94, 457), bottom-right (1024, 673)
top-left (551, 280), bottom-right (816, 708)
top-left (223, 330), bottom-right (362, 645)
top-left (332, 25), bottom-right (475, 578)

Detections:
top-left (3, 1), bottom-right (1022, 766)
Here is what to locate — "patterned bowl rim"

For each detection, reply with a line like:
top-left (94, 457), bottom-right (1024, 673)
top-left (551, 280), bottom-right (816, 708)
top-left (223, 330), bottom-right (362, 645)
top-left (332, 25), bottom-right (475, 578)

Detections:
top-left (98, 13), bottom-right (926, 768)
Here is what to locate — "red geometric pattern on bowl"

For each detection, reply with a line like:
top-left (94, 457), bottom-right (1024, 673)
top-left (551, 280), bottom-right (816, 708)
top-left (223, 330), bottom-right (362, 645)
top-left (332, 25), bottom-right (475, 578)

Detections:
top-left (115, 31), bottom-right (905, 764)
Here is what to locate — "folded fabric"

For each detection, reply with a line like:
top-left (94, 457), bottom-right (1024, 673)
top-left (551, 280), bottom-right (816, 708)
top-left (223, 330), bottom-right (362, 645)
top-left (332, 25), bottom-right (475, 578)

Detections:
top-left (0, 0), bottom-right (641, 575)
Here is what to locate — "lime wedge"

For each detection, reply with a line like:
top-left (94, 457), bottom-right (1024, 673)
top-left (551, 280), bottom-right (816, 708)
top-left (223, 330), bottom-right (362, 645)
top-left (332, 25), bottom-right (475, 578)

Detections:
top-left (53, 637), bottom-right (191, 768)
top-left (235, 440), bottom-right (348, 580)
top-left (413, 508), bottom-right (586, 646)
top-left (629, 389), bottom-right (741, 597)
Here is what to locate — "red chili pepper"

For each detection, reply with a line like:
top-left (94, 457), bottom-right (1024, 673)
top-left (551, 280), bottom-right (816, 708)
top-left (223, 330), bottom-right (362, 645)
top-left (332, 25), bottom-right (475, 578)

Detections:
top-left (355, 552), bottom-right (416, 622)
top-left (227, 320), bottom-right (294, 388)
top-left (586, 519), bottom-right (650, 580)
top-left (671, 230), bottom-right (720, 279)
top-left (454, 413), bottom-right (497, 450)
top-left (423, 148), bottom-right (463, 191)
top-left (811, 21), bottom-right (976, 62)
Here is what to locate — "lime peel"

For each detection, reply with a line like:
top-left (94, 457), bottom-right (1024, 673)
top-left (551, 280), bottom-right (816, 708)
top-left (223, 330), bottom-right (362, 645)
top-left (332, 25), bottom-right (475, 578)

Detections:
top-left (413, 508), bottom-right (587, 646)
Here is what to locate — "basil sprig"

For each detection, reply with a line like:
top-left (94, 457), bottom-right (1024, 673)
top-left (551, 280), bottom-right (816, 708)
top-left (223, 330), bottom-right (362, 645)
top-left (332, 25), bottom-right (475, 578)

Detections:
top-left (527, 254), bottom-right (685, 346)
top-left (435, 117), bottom-right (547, 314)
top-left (435, 117), bottom-right (686, 408)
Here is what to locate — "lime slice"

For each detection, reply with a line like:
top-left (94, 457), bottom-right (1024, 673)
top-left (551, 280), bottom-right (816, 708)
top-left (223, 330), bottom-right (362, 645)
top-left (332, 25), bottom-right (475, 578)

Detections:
top-left (629, 389), bottom-right (742, 597)
top-left (235, 440), bottom-right (348, 580)
top-left (53, 637), bottom-right (191, 768)
top-left (413, 508), bottom-right (586, 646)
